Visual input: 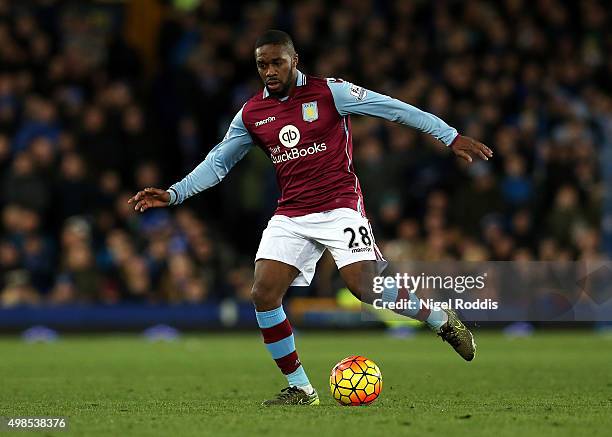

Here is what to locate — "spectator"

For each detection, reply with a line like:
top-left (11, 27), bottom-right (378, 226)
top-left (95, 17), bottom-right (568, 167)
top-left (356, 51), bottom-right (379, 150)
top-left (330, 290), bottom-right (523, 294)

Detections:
top-left (546, 185), bottom-right (587, 247)
top-left (56, 152), bottom-right (94, 220)
top-left (0, 269), bottom-right (40, 307)
top-left (2, 151), bottom-right (49, 212)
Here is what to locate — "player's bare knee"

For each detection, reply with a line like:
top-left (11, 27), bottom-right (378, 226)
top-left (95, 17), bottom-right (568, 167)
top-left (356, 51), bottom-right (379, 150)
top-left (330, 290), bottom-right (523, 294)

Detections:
top-left (344, 275), bottom-right (377, 305)
top-left (251, 282), bottom-right (283, 309)
top-left (340, 261), bottom-right (378, 304)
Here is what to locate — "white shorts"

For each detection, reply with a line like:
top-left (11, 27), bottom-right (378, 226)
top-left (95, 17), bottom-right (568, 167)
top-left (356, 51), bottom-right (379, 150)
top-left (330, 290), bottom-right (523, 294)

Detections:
top-left (255, 208), bottom-right (388, 286)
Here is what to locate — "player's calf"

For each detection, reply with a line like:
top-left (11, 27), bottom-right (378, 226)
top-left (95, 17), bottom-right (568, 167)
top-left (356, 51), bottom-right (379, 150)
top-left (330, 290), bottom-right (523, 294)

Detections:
top-left (252, 260), bottom-right (316, 402)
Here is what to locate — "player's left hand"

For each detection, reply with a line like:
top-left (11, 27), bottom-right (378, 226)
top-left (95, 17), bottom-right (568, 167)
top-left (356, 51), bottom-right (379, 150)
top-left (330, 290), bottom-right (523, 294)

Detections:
top-left (450, 135), bottom-right (493, 163)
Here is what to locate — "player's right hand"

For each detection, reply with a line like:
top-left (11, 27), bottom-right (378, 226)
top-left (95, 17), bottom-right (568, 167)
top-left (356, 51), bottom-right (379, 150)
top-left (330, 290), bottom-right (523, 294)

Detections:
top-left (128, 187), bottom-right (170, 212)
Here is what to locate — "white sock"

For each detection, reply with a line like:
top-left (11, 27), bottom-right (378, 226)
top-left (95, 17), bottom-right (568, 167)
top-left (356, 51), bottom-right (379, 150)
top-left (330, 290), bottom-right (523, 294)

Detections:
top-left (428, 310), bottom-right (449, 332)
top-left (298, 384), bottom-right (314, 395)
top-left (382, 284), bottom-right (449, 330)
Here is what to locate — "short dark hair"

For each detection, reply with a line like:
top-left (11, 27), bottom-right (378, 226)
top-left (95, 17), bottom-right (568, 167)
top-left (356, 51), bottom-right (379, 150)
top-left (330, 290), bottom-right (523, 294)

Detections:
top-left (255, 30), bottom-right (295, 54)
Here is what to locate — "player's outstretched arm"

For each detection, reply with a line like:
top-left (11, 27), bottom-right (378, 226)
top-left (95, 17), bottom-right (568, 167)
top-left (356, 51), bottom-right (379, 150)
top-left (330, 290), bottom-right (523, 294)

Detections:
top-left (326, 79), bottom-right (493, 163)
top-left (128, 187), bottom-right (170, 213)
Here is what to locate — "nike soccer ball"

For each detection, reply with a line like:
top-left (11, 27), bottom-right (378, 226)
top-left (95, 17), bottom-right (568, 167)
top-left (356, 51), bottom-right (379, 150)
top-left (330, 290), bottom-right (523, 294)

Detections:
top-left (329, 355), bottom-right (382, 406)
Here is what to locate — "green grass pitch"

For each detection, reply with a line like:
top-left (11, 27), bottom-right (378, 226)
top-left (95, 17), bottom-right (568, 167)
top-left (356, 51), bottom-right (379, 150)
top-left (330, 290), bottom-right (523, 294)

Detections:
top-left (1, 331), bottom-right (611, 436)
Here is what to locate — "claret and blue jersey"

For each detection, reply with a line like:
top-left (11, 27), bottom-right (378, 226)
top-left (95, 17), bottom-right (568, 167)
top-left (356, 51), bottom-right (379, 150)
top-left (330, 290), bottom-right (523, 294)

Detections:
top-left (167, 70), bottom-right (458, 217)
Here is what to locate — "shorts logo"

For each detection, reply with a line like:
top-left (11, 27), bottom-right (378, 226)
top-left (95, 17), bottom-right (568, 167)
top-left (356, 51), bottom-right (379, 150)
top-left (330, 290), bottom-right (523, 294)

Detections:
top-left (302, 101), bottom-right (318, 122)
top-left (279, 124), bottom-right (301, 148)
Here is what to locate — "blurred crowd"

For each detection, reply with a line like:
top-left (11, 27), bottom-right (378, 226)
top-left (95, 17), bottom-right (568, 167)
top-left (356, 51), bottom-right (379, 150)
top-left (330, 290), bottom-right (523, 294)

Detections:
top-left (0, 0), bottom-right (610, 307)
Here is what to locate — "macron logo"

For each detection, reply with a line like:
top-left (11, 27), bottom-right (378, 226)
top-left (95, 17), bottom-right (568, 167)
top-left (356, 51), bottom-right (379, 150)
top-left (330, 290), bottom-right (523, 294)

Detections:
top-left (255, 116), bottom-right (276, 127)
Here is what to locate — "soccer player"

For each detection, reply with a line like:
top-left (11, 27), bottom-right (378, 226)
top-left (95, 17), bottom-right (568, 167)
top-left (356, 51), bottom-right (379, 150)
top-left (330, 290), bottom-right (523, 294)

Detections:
top-left (129, 30), bottom-right (493, 406)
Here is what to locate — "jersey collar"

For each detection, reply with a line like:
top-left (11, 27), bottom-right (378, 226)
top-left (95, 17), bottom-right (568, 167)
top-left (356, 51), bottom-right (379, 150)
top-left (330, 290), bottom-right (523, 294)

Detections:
top-left (262, 70), bottom-right (306, 100)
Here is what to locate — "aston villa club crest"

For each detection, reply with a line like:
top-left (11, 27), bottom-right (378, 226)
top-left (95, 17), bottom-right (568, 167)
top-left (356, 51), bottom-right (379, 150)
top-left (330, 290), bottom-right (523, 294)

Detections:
top-left (302, 101), bottom-right (318, 122)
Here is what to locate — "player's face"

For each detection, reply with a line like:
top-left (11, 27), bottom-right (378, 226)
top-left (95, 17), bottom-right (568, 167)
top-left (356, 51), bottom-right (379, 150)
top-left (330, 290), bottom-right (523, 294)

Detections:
top-left (255, 44), bottom-right (298, 97)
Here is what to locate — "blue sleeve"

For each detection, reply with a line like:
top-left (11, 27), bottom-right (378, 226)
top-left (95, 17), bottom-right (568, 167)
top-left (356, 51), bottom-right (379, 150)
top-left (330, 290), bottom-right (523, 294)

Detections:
top-left (326, 79), bottom-right (458, 146)
top-left (167, 107), bottom-right (254, 205)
